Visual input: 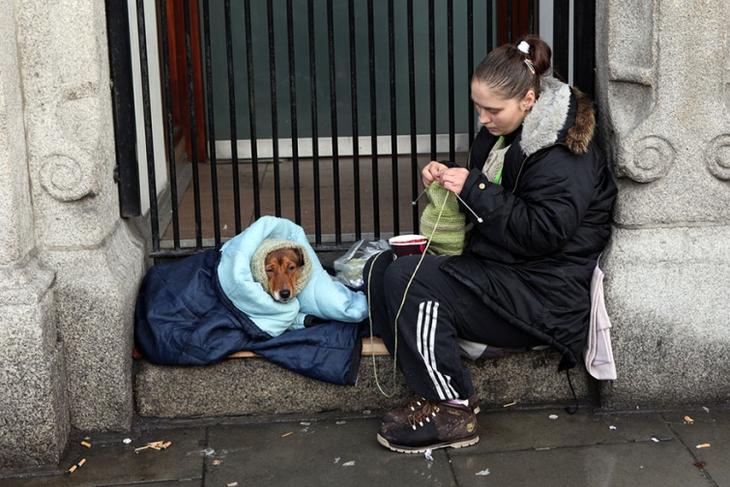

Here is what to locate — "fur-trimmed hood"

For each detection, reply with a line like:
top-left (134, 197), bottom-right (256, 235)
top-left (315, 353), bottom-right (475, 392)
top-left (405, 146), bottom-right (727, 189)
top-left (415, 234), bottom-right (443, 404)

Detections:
top-left (251, 238), bottom-right (313, 295)
top-left (519, 76), bottom-right (595, 157)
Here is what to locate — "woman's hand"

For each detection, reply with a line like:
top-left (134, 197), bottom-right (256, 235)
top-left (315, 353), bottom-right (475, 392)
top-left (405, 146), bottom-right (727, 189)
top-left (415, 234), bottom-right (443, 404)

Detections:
top-left (438, 167), bottom-right (470, 195)
top-left (421, 161), bottom-right (447, 187)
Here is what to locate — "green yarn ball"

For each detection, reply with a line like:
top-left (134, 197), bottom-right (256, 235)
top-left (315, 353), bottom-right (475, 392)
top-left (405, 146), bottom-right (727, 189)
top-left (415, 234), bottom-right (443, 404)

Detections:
top-left (419, 182), bottom-right (465, 255)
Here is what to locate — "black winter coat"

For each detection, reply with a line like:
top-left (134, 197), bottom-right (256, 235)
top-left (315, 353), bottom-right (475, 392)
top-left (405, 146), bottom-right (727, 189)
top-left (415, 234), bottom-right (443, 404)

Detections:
top-left (441, 76), bottom-right (617, 369)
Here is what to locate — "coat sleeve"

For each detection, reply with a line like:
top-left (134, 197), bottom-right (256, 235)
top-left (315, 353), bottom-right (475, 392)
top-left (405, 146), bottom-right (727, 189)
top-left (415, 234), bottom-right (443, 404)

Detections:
top-left (459, 147), bottom-right (596, 258)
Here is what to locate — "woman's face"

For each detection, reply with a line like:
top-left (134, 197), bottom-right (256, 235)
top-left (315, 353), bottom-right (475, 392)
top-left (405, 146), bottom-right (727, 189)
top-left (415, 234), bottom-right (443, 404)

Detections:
top-left (471, 80), bottom-right (535, 136)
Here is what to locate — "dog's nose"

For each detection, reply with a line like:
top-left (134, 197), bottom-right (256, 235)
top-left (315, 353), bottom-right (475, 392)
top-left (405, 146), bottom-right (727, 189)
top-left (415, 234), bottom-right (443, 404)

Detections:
top-left (280, 289), bottom-right (291, 300)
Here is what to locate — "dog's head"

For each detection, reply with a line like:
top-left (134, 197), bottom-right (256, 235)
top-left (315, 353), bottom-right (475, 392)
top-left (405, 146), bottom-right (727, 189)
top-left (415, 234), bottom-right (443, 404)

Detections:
top-left (264, 247), bottom-right (305, 303)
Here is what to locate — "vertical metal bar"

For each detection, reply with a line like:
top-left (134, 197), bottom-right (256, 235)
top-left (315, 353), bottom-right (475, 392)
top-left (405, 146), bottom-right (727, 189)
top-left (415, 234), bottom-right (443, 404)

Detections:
top-left (307, 0), bottom-right (322, 244)
top-left (573, 0), bottom-right (596, 99)
top-left (244, 0), bottom-right (261, 220)
top-left (348, 0), bottom-right (362, 240)
top-left (201, 0), bottom-right (221, 247)
top-left (407, 0), bottom-right (418, 233)
top-left (105, 0), bottom-right (141, 218)
top-left (367, 0), bottom-right (380, 238)
top-left (553, 0), bottom-right (570, 81)
top-left (388, 0), bottom-right (399, 235)
top-left (447, 1), bottom-right (455, 161)
top-left (326, 0), bottom-right (341, 245)
top-left (286, 0), bottom-right (301, 224)
top-left (183, 0), bottom-right (203, 248)
top-left (467, 0), bottom-right (474, 144)
top-left (158, 0), bottom-right (180, 247)
top-left (506, 0), bottom-right (514, 43)
top-left (134, 0), bottom-right (159, 250)
top-left (267, 0), bottom-right (281, 216)
top-left (224, 0), bottom-right (242, 234)
top-left (487, 0), bottom-right (493, 52)
top-left (428, 0), bottom-right (436, 160)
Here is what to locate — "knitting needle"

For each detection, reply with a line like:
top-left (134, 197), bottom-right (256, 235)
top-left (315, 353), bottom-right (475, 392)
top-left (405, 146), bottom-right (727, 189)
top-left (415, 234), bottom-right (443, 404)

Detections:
top-left (412, 187), bottom-right (484, 223)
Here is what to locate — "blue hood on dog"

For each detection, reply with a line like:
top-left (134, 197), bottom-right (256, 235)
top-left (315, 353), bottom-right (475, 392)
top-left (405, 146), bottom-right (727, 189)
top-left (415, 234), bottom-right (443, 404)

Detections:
top-left (217, 216), bottom-right (368, 336)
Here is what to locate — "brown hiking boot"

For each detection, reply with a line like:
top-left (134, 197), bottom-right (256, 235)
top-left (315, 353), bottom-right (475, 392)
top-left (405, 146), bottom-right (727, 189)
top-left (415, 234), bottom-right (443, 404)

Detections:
top-left (377, 400), bottom-right (479, 453)
top-left (381, 394), bottom-right (481, 425)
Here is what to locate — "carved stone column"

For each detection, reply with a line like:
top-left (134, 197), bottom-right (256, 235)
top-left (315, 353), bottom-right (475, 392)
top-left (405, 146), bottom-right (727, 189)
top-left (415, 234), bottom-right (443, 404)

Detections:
top-left (0, 1), bottom-right (69, 468)
top-left (15, 0), bottom-right (145, 430)
top-left (596, 0), bottom-right (730, 407)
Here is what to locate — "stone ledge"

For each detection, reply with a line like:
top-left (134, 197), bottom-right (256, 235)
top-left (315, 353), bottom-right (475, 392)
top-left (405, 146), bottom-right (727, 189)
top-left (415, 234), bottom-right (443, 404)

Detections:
top-left (134, 341), bottom-right (596, 418)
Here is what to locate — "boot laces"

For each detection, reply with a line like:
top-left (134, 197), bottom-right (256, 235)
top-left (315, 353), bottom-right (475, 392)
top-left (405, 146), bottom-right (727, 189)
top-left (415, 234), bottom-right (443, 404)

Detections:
top-left (408, 401), bottom-right (440, 430)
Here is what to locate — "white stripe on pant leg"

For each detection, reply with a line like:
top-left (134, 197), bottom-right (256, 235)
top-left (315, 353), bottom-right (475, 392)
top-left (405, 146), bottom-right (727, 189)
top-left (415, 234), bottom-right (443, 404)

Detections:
top-left (419, 301), bottom-right (448, 400)
top-left (415, 301), bottom-right (425, 366)
top-left (428, 302), bottom-right (458, 400)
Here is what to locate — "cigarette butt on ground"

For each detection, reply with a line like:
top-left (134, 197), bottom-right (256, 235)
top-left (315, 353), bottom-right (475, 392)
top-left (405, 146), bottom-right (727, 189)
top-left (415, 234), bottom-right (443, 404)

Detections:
top-left (503, 401), bottom-right (518, 408)
top-left (683, 415), bottom-right (695, 424)
top-left (696, 443), bottom-right (711, 449)
top-left (80, 440), bottom-right (92, 448)
top-left (281, 432), bottom-right (294, 438)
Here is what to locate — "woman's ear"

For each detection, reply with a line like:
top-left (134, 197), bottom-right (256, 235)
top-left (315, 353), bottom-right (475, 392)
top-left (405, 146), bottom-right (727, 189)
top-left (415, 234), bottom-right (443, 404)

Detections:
top-left (521, 89), bottom-right (536, 112)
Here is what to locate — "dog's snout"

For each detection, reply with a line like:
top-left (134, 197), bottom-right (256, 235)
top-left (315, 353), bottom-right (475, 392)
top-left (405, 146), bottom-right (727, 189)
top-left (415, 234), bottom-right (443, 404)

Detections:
top-left (279, 289), bottom-right (291, 300)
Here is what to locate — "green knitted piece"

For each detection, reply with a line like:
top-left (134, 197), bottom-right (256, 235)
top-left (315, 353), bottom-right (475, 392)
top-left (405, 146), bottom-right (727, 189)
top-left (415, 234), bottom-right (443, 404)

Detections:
top-left (419, 182), bottom-right (465, 255)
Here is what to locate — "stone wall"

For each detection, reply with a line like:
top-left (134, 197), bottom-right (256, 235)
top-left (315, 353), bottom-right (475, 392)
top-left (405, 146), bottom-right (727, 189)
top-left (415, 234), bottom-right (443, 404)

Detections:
top-left (596, 0), bottom-right (730, 408)
top-left (13, 0), bottom-right (146, 432)
top-left (0, 0), bottom-right (68, 468)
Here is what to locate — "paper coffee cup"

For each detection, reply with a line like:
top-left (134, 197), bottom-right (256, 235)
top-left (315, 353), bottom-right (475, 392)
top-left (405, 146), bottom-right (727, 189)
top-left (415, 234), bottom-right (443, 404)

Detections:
top-left (388, 234), bottom-right (428, 257)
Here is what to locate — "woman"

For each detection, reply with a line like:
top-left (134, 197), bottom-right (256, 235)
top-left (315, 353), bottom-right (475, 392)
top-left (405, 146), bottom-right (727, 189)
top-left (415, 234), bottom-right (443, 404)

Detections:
top-left (365, 35), bottom-right (617, 453)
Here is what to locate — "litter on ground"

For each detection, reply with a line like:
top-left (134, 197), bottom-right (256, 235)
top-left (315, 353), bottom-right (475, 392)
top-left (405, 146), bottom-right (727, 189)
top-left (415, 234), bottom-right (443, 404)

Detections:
top-left (300, 421), bottom-right (311, 426)
top-left (334, 457), bottom-right (341, 464)
top-left (650, 437), bottom-right (660, 443)
top-left (683, 415), bottom-right (695, 424)
top-left (123, 438), bottom-right (132, 444)
top-left (66, 458), bottom-right (87, 474)
top-left (336, 420), bottom-right (347, 425)
top-left (548, 414), bottom-right (559, 420)
top-left (502, 401), bottom-right (517, 408)
top-left (475, 469), bottom-right (491, 476)
top-left (227, 482), bottom-right (238, 487)
top-left (424, 449), bottom-right (433, 462)
top-left (696, 443), bottom-right (711, 449)
top-left (702, 406), bottom-right (710, 413)
top-left (342, 460), bottom-right (356, 467)
top-left (212, 459), bottom-right (222, 466)
top-left (135, 441), bottom-right (173, 453)
top-left (280, 432), bottom-right (293, 438)
top-left (362, 410), bottom-right (372, 415)
top-left (80, 440), bottom-right (92, 448)
top-left (609, 425), bottom-right (617, 430)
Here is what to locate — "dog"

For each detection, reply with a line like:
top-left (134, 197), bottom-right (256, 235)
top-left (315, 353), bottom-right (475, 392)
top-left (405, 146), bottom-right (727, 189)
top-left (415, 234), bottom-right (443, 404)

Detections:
top-left (264, 247), bottom-right (305, 303)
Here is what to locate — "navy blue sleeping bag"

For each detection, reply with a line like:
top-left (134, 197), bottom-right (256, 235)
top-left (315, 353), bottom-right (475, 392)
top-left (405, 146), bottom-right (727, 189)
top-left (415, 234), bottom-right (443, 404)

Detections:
top-left (134, 250), bottom-right (364, 385)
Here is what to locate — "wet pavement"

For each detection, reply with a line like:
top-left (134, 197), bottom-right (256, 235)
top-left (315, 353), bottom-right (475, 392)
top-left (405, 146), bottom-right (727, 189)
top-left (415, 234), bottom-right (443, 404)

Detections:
top-left (1, 406), bottom-right (728, 486)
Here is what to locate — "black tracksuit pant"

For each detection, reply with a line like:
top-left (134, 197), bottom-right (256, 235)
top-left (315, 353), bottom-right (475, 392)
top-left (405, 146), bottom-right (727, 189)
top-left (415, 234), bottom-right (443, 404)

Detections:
top-left (364, 250), bottom-right (542, 402)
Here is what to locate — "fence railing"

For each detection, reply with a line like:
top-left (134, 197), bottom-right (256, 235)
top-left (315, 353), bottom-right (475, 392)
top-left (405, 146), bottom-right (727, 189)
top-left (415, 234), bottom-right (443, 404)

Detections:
top-left (109, 0), bottom-right (595, 259)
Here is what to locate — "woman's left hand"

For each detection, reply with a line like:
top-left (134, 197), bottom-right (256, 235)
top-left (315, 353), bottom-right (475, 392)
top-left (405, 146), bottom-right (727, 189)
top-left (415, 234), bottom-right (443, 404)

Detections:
top-left (438, 167), bottom-right (470, 195)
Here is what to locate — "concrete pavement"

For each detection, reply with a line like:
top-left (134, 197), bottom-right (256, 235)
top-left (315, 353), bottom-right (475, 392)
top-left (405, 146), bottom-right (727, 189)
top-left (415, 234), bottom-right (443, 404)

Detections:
top-left (1, 405), bottom-right (728, 486)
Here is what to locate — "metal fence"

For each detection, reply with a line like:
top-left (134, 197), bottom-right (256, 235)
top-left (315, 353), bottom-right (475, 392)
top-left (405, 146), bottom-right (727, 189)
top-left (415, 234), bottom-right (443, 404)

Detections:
top-left (109, 0), bottom-right (595, 259)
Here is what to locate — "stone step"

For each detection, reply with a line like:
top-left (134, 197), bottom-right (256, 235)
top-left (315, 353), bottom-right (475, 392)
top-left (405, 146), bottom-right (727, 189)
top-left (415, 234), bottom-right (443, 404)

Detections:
top-left (134, 338), bottom-right (597, 418)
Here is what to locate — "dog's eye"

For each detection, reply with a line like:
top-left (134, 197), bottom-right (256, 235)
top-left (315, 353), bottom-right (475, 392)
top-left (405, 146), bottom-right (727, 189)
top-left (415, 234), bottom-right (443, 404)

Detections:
top-left (287, 265), bottom-right (296, 272)
top-left (265, 267), bottom-right (275, 274)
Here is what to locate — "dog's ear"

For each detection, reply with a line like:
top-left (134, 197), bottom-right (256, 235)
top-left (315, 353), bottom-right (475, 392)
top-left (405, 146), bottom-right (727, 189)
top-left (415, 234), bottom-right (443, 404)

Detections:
top-left (293, 247), bottom-right (305, 266)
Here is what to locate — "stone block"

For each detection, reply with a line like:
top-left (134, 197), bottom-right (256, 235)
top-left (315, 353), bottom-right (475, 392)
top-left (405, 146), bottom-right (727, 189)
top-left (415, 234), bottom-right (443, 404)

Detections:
top-left (601, 226), bottom-right (730, 408)
top-left (42, 223), bottom-right (144, 431)
top-left (0, 258), bottom-right (68, 469)
top-left (135, 351), bottom-right (594, 418)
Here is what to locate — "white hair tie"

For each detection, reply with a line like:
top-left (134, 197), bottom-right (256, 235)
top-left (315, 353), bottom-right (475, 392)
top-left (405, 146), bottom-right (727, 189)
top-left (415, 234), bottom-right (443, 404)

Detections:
top-left (517, 41), bottom-right (535, 74)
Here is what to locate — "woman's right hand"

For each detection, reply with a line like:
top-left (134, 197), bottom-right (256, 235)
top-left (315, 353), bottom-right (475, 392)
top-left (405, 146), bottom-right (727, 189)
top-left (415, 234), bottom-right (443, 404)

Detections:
top-left (421, 161), bottom-right (447, 187)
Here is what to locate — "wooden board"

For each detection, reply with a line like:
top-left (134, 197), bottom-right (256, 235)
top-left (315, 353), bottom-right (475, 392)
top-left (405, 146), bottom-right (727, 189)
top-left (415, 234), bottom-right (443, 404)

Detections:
top-left (227, 337), bottom-right (389, 359)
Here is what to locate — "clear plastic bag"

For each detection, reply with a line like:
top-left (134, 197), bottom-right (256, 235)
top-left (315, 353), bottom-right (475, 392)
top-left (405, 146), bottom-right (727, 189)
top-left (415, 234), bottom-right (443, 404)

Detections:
top-left (333, 239), bottom-right (391, 289)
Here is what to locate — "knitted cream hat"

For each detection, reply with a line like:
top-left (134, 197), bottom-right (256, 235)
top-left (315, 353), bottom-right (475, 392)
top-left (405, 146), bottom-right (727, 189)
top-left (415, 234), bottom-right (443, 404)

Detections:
top-left (250, 239), bottom-right (313, 294)
top-left (418, 182), bottom-right (465, 255)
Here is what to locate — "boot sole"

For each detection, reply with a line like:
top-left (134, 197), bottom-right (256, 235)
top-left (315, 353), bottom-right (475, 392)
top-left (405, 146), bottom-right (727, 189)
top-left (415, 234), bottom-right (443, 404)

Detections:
top-left (376, 433), bottom-right (480, 454)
